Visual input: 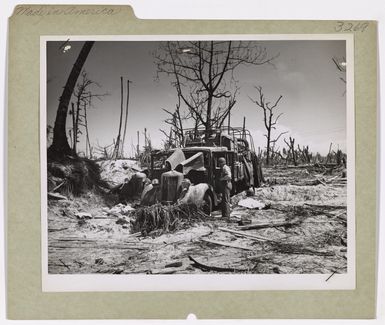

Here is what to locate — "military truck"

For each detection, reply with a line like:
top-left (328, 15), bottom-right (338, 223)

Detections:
top-left (140, 126), bottom-right (263, 214)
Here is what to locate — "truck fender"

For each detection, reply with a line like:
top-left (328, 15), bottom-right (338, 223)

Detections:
top-left (140, 184), bottom-right (161, 206)
top-left (178, 183), bottom-right (216, 207)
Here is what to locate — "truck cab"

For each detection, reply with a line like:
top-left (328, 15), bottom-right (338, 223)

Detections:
top-left (142, 127), bottom-right (263, 214)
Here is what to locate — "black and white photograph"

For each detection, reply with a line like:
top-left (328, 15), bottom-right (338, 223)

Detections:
top-left (41, 35), bottom-right (354, 291)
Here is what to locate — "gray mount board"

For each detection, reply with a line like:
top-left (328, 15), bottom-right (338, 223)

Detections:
top-left (7, 5), bottom-right (377, 319)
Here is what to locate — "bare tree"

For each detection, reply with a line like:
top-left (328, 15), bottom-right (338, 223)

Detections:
top-left (332, 56), bottom-right (346, 84)
top-left (112, 77), bottom-right (132, 159)
top-left (94, 141), bottom-right (114, 160)
top-left (113, 77), bottom-right (125, 159)
top-left (160, 93), bottom-right (188, 147)
top-left (249, 86), bottom-right (287, 165)
top-left (48, 41), bottom-right (95, 159)
top-left (161, 127), bottom-right (175, 150)
top-left (139, 128), bottom-right (152, 167)
top-left (332, 56), bottom-right (346, 96)
top-left (70, 71), bottom-right (108, 157)
top-left (326, 142), bottom-right (333, 164)
top-left (121, 79), bottom-right (132, 157)
top-left (155, 41), bottom-right (276, 139)
top-left (83, 101), bottom-right (92, 157)
top-left (336, 149), bottom-right (344, 166)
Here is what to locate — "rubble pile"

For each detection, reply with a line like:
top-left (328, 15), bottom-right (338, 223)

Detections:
top-left (97, 159), bottom-right (141, 186)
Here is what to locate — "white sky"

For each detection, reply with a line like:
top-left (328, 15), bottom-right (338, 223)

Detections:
top-left (46, 40), bottom-right (346, 156)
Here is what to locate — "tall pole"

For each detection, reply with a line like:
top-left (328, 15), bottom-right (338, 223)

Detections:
top-left (84, 101), bottom-right (92, 158)
top-left (114, 76), bottom-right (124, 158)
top-left (227, 112), bottom-right (231, 134)
top-left (242, 116), bottom-right (246, 140)
top-left (122, 79), bottom-right (131, 158)
top-left (137, 130), bottom-right (140, 158)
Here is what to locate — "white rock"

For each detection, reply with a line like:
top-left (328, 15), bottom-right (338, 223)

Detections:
top-left (237, 198), bottom-right (265, 210)
top-left (75, 212), bottom-right (93, 219)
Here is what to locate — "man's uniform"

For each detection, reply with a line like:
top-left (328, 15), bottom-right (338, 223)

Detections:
top-left (219, 158), bottom-right (232, 218)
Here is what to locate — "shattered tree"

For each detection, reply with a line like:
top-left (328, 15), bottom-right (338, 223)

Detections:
top-left (249, 86), bottom-right (287, 166)
top-left (284, 136), bottom-right (298, 166)
top-left (155, 41), bottom-right (277, 140)
top-left (48, 41), bottom-right (95, 159)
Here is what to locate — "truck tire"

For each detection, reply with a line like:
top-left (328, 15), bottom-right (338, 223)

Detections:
top-left (202, 192), bottom-right (213, 216)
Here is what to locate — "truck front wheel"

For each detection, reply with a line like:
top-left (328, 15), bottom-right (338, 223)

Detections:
top-left (202, 192), bottom-right (213, 216)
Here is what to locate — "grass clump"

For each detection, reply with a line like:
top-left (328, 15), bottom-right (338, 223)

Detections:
top-left (131, 203), bottom-right (208, 235)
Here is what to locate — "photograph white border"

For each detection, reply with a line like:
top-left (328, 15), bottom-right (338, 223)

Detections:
top-left (40, 34), bottom-right (355, 292)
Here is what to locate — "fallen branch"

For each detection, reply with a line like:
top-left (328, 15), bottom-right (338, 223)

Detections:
top-left (312, 175), bottom-right (329, 186)
top-left (59, 259), bottom-right (70, 270)
top-left (48, 192), bottom-right (68, 200)
top-left (151, 265), bottom-right (188, 274)
top-left (50, 244), bottom-right (150, 250)
top-left (302, 220), bottom-right (341, 224)
top-left (188, 256), bottom-right (249, 273)
top-left (93, 216), bottom-right (115, 220)
top-left (304, 203), bottom-right (346, 210)
top-left (73, 260), bottom-right (84, 267)
top-left (217, 227), bottom-right (276, 242)
top-left (333, 211), bottom-right (347, 219)
top-left (327, 175), bottom-right (340, 182)
top-left (96, 269), bottom-right (124, 274)
top-left (247, 253), bottom-right (275, 261)
top-left (51, 181), bottom-right (66, 193)
top-left (201, 238), bottom-right (253, 251)
top-left (48, 227), bottom-right (68, 232)
top-left (272, 243), bottom-right (335, 256)
top-left (128, 232), bottom-right (142, 237)
top-left (56, 238), bottom-right (100, 242)
top-left (165, 261), bottom-right (183, 268)
top-left (237, 218), bottom-right (301, 231)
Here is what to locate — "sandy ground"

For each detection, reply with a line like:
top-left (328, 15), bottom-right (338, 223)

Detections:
top-left (47, 164), bottom-right (347, 274)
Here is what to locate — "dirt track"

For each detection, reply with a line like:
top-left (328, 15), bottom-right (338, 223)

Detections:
top-left (47, 165), bottom-right (347, 274)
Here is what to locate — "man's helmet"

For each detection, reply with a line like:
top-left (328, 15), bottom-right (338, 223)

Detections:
top-left (218, 157), bottom-right (226, 165)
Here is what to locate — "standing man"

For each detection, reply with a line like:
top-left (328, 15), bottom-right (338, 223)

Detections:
top-left (218, 157), bottom-right (232, 218)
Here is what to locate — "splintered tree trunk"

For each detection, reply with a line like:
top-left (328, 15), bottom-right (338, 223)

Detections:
top-left (73, 95), bottom-right (81, 154)
top-left (326, 142), bottom-right (333, 164)
top-left (70, 102), bottom-right (76, 150)
top-left (290, 138), bottom-right (297, 166)
top-left (113, 76), bottom-right (124, 159)
top-left (252, 152), bottom-right (264, 187)
top-left (285, 137), bottom-right (297, 166)
top-left (48, 41), bottom-right (95, 159)
top-left (121, 79), bottom-right (130, 157)
top-left (84, 102), bottom-right (92, 158)
top-left (266, 130), bottom-right (271, 166)
top-left (205, 94), bottom-right (213, 140)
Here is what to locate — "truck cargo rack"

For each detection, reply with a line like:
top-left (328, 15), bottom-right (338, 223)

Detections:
top-left (183, 126), bottom-right (256, 153)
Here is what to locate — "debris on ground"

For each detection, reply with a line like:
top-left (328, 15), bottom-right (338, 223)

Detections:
top-left (47, 164), bottom-right (347, 275)
top-left (75, 212), bottom-right (93, 220)
top-left (238, 198), bottom-right (266, 209)
top-left (105, 203), bottom-right (135, 217)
